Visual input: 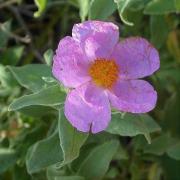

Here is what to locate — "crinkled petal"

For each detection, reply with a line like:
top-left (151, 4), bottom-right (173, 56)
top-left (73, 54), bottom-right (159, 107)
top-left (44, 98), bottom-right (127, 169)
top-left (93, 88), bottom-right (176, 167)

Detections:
top-left (52, 36), bottom-right (90, 88)
top-left (65, 82), bottom-right (111, 133)
top-left (72, 21), bottom-right (119, 60)
top-left (110, 37), bottom-right (160, 79)
top-left (84, 32), bottom-right (118, 60)
top-left (72, 20), bottom-right (119, 42)
top-left (108, 80), bottom-right (157, 113)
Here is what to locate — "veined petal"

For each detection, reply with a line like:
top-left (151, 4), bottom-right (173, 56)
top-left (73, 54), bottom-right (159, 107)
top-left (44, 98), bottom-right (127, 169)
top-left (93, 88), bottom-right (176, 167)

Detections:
top-left (84, 32), bottom-right (118, 60)
top-left (72, 21), bottom-right (119, 60)
top-left (52, 36), bottom-right (90, 88)
top-left (108, 80), bottom-right (157, 113)
top-left (111, 37), bottom-right (160, 79)
top-left (65, 82), bottom-right (111, 133)
top-left (72, 20), bottom-right (119, 42)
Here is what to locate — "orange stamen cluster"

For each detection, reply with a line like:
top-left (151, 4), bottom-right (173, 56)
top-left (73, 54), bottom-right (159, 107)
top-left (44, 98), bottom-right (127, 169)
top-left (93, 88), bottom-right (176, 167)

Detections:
top-left (89, 58), bottom-right (119, 89)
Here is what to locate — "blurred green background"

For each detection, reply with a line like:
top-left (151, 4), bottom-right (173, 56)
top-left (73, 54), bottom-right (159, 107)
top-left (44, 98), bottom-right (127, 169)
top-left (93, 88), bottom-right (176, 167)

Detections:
top-left (0, 0), bottom-right (180, 179)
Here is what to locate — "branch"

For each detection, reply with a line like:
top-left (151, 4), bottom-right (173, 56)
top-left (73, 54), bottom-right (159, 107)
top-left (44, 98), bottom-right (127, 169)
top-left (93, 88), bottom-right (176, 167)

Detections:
top-left (8, 5), bottom-right (44, 62)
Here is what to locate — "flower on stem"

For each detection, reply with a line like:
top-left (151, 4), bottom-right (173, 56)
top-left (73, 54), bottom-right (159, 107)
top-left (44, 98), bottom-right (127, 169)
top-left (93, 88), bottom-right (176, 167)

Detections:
top-left (52, 21), bottom-right (160, 133)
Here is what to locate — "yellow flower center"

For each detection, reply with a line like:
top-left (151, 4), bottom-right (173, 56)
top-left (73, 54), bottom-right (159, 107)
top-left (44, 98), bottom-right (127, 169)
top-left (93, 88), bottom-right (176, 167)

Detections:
top-left (89, 58), bottom-right (119, 89)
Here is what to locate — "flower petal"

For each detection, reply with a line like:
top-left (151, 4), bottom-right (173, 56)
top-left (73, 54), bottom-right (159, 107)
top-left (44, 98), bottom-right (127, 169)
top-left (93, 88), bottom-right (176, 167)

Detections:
top-left (72, 21), bottom-right (119, 60)
top-left (52, 36), bottom-right (90, 88)
top-left (72, 20), bottom-right (119, 42)
top-left (110, 37), bottom-right (160, 79)
top-left (83, 32), bottom-right (117, 60)
top-left (108, 80), bottom-right (157, 113)
top-left (65, 82), bottom-right (111, 133)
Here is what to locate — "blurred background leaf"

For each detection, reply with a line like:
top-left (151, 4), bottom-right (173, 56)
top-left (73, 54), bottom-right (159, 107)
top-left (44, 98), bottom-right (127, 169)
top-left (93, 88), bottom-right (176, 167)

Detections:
top-left (89, 0), bottom-right (116, 20)
top-left (107, 113), bottom-right (161, 143)
top-left (26, 131), bottom-right (62, 174)
top-left (34, 0), bottom-right (47, 17)
top-left (78, 0), bottom-right (89, 21)
top-left (144, 0), bottom-right (180, 14)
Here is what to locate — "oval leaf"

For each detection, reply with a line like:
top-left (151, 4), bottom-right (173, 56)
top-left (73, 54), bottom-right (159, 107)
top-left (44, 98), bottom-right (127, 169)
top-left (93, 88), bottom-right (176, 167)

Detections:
top-left (26, 132), bottom-right (63, 174)
top-left (58, 110), bottom-right (88, 167)
top-left (8, 64), bottom-right (53, 92)
top-left (106, 113), bottom-right (161, 144)
top-left (9, 85), bottom-right (65, 111)
top-left (89, 0), bottom-right (116, 20)
top-left (77, 140), bottom-right (119, 179)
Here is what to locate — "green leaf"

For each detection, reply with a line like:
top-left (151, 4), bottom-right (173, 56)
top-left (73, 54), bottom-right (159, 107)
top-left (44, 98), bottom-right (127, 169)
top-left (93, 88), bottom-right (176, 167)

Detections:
top-left (128, 0), bottom-right (149, 11)
top-left (0, 20), bottom-right (11, 48)
top-left (163, 93), bottom-right (180, 138)
top-left (150, 15), bottom-right (169, 48)
top-left (19, 105), bottom-right (57, 117)
top-left (8, 64), bottom-right (53, 92)
top-left (167, 142), bottom-right (180, 160)
top-left (44, 49), bottom-right (53, 66)
top-left (71, 133), bottom-right (118, 172)
top-left (0, 148), bottom-right (18, 173)
top-left (117, 8), bottom-right (143, 36)
top-left (144, 0), bottom-right (180, 14)
top-left (9, 85), bottom-right (65, 111)
top-left (156, 68), bottom-right (180, 85)
top-left (78, 0), bottom-right (89, 21)
top-left (160, 155), bottom-right (180, 179)
top-left (34, 0), bottom-right (47, 17)
top-left (0, 65), bottom-right (19, 97)
top-left (26, 132), bottom-right (63, 174)
top-left (0, 46), bottom-right (24, 65)
top-left (77, 140), bottom-right (119, 179)
top-left (114, 143), bottom-right (129, 160)
top-left (0, 65), bottom-right (17, 88)
top-left (89, 0), bottom-right (116, 20)
top-left (176, 0), bottom-right (180, 11)
top-left (167, 31), bottom-right (180, 64)
top-left (58, 110), bottom-right (88, 167)
top-left (13, 123), bottom-right (46, 160)
top-left (143, 134), bottom-right (177, 155)
top-left (106, 113), bottom-right (161, 143)
top-left (106, 168), bottom-right (119, 179)
top-left (143, 134), bottom-right (180, 160)
top-left (47, 164), bottom-right (85, 180)
top-left (114, 0), bottom-right (134, 26)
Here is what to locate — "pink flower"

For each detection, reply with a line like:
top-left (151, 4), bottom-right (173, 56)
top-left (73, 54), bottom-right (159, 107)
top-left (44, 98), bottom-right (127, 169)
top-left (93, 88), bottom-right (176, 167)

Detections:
top-left (52, 21), bottom-right (160, 133)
